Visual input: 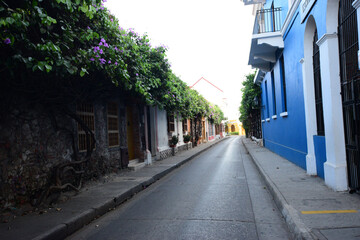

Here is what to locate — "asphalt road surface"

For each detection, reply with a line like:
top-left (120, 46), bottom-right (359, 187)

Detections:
top-left (67, 136), bottom-right (291, 240)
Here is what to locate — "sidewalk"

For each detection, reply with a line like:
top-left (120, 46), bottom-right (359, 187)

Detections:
top-left (242, 137), bottom-right (360, 240)
top-left (0, 137), bottom-right (228, 240)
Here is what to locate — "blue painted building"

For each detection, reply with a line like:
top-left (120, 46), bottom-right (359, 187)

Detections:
top-left (243, 0), bottom-right (360, 191)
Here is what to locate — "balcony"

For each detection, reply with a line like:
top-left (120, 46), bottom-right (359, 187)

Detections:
top-left (248, 7), bottom-right (284, 72)
top-left (242, 0), bottom-right (265, 5)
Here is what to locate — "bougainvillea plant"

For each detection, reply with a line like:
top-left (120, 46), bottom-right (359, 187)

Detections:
top-left (0, 0), bottom-right (224, 120)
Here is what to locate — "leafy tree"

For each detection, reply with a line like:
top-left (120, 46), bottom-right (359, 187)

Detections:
top-left (239, 72), bottom-right (261, 136)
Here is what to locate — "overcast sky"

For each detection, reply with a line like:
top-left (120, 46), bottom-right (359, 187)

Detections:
top-left (104, 0), bottom-right (254, 120)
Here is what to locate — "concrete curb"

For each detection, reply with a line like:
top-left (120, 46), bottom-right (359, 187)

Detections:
top-left (33, 137), bottom-right (229, 240)
top-left (241, 138), bottom-right (315, 240)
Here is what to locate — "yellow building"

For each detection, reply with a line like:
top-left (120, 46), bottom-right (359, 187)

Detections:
top-left (225, 120), bottom-right (245, 135)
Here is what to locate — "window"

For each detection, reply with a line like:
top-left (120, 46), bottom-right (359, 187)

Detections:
top-left (182, 119), bottom-right (188, 133)
top-left (208, 121), bottom-right (214, 136)
top-left (271, 70), bottom-right (277, 115)
top-left (280, 55), bottom-right (287, 112)
top-left (77, 103), bottom-right (95, 151)
top-left (313, 29), bottom-right (325, 136)
top-left (107, 102), bottom-right (119, 147)
top-left (168, 114), bottom-right (175, 132)
top-left (264, 80), bottom-right (270, 118)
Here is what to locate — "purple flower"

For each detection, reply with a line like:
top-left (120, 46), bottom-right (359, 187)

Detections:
top-left (4, 38), bottom-right (11, 44)
top-left (99, 58), bottom-right (106, 64)
top-left (115, 62), bottom-right (118, 65)
top-left (96, 54), bottom-right (100, 58)
top-left (100, 7), bottom-right (104, 10)
top-left (90, 58), bottom-right (95, 61)
top-left (114, 46), bottom-right (118, 51)
top-left (99, 42), bottom-right (103, 46)
top-left (108, 60), bottom-right (111, 64)
top-left (93, 46), bottom-right (99, 52)
top-left (99, 49), bottom-right (103, 54)
top-left (100, 38), bottom-right (106, 43)
top-left (120, 50), bottom-right (123, 53)
top-left (136, 73), bottom-right (139, 76)
top-left (111, 19), bottom-right (113, 22)
top-left (87, 26), bottom-right (91, 30)
top-left (104, 43), bottom-right (109, 48)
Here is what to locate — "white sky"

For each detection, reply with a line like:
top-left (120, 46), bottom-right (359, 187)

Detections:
top-left (104, 0), bottom-right (254, 120)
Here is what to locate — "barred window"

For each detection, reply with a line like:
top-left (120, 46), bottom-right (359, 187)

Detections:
top-left (182, 119), bottom-right (188, 133)
top-left (77, 103), bottom-right (95, 152)
top-left (108, 102), bottom-right (119, 147)
top-left (168, 114), bottom-right (175, 132)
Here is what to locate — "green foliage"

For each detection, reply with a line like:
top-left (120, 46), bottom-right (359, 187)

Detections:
top-left (0, 0), bottom-right (225, 120)
top-left (183, 134), bottom-right (191, 142)
top-left (229, 132), bottom-right (239, 135)
top-left (239, 72), bottom-right (261, 136)
top-left (170, 135), bottom-right (178, 146)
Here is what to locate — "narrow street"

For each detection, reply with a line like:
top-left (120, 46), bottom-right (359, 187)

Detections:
top-left (67, 137), bottom-right (291, 240)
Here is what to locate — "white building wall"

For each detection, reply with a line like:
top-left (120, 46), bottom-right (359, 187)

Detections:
top-left (156, 107), bottom-right (169, 152)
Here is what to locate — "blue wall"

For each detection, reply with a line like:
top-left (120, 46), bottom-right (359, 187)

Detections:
top-left (260, 0), bottom-right (332, 170)
top-left (261, 2), bottom-right (307, 169)
top-left (313, 135), bottom-right (326, 179)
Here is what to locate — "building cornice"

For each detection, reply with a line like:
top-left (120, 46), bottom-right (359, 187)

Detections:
top-left (316, 33), bottom-right (337, 46)
top-left (280, 0), bottom-right (301, 37)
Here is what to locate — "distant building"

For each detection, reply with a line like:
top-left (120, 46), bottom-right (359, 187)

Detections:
top-left (190, 77), bottom-right (229, 119)
top-left (225, 120), bottom-right (245, 135)
top-left (190, 77), bottom-right (227, 140)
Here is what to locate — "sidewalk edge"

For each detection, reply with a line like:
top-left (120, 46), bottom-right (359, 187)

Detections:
top-left (33, 137), bottom-right (229, 240)
top-left (242, 138), bottom-right (315, 240)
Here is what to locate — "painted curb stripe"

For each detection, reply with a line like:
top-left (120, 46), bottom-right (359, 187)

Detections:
top-left (301, 210), bottom-right (358, 214)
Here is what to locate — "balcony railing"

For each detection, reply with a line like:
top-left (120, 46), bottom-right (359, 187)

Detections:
top-left (253, 7), bottom-right (282, 34)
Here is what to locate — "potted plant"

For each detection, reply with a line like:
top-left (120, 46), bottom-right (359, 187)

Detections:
top-left (183, 134), bottom-right (191, 143)
top-left (169, 135), bottom-right (178, 147)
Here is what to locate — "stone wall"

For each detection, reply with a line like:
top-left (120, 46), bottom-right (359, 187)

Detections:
top-left (0, 105), bottom-right (74, 208)
top-left (0, 99), bottom-right (128, 210)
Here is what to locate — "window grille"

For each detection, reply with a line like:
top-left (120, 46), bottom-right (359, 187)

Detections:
top-left (312, 29), bottom-right (325, 136)
top-left (208, 122), bottom-right (214, 136)
top-left (77, 103), bottom-right (95, 151)
top-left (271, 70), bottom-right (277, 115)
top-left (168, 114), bottom-right (175, 132)
top-left (264, 81), bottom-right (270, 118)
top-left (280, 55), bottom-right (287, 112)
top-left (338, 0), bottom-right (360, 189)
top-left (108, 102), bottom-right (119, 147)
top-left (182, 119), bottom-right (188, 133)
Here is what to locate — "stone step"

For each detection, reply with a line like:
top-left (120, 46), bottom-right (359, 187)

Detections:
top-left (128, 159), bottom-right (146, 171)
